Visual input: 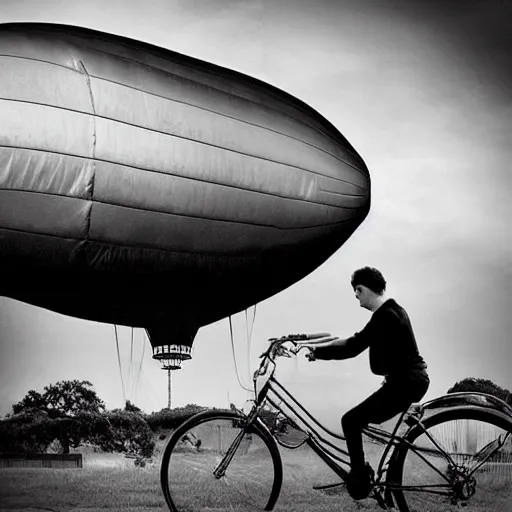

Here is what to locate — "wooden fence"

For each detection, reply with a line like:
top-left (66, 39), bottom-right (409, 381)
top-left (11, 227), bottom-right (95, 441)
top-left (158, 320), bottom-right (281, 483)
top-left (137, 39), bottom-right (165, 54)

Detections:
top-left (0, 454), bottom-right (83, 468)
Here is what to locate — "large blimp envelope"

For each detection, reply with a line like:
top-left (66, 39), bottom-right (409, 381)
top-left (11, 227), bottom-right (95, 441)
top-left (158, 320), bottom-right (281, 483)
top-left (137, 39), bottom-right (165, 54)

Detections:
top-left (0, 23), bottom-right (370, 351)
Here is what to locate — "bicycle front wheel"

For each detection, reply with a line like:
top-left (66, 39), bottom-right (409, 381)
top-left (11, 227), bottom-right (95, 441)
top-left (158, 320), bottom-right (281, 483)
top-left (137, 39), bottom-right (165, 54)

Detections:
top-left (160, 410), bottom-right (283, 512)
top-left (388, 408), bottom-right (512, 512)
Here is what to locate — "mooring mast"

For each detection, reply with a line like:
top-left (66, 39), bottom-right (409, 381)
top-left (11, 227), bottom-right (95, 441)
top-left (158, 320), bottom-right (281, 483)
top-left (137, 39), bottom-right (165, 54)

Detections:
top-left (151, 344), bottom-right (192, 408)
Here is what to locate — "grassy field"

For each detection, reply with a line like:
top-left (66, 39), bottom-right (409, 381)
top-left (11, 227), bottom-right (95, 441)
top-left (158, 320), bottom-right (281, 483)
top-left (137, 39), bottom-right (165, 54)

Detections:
top-left (1, 439), bottom-right (511, 512)
top-left (0, 441), bottom-right (385, 512)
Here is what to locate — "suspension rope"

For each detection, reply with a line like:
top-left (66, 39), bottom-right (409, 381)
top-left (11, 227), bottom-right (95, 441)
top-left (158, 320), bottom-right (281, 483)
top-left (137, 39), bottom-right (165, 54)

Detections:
top-left (134, 329), bottom-right (146, 402)
top-left (245, 305), bottom-right (257, 383)
top-left (228, 315), bottom-right (253, 392)
top-left (128, 327), bottom-right (134, 401)
top-left (113, 325), bottom-right (127, 405)
top-left (140, 367), bottom-right (162, 409)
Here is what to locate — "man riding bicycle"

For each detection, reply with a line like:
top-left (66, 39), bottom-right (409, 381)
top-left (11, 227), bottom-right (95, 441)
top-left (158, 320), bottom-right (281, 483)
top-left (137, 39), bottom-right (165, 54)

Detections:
top-left (308, 267), bottom-right (429, 500)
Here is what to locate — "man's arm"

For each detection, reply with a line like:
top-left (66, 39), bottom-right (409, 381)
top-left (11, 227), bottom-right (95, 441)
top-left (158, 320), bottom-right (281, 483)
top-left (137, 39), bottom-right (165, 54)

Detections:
top-left (312, 334), bottom-right (367, 360)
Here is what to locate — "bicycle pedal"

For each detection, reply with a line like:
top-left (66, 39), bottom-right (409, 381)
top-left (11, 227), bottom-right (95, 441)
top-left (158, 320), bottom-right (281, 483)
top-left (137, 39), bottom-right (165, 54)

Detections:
top-left (312, 481), bottom-right (345, 491)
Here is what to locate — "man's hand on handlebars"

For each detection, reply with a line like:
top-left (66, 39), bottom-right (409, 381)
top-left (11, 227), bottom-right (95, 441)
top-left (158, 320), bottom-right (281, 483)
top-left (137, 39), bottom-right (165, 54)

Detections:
top-left (268, 333), bottom-right (333, 360)
top-left (288, 344), bottom-right (316, 361)
top-left (305, 349), bottom-right (316, 362)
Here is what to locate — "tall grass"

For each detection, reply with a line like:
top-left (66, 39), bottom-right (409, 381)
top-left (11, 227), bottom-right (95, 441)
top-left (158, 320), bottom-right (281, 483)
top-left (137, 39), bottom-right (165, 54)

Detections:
top-left (0, 464), bottom-right (164, 511)
top-left (1, 440), bottom-right (510, 512)
top-left (0, 445), bottom-right (379, 512)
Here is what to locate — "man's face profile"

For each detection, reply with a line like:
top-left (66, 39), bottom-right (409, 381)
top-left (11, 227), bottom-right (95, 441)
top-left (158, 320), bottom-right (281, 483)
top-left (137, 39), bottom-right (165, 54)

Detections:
top-left (354, 284), bottom-right (372, 309)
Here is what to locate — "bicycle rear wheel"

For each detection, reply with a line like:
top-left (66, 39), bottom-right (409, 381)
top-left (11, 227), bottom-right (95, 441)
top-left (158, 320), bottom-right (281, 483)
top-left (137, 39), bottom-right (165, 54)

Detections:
top-left (160, 410), bottom-right (283, 512)
top-left (388, 408), bottom-right (512, 512)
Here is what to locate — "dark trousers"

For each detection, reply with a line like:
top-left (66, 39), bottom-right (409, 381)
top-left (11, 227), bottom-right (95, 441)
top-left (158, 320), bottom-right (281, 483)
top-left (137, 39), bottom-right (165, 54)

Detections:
top-left (341, 374), bottom-right (429, 471)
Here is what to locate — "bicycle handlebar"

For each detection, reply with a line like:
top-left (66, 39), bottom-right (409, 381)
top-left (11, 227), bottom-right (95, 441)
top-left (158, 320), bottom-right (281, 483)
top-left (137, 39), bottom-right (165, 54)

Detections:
top-left (259, 332), bottom-right (336, 361)
top-left (256, 332), bottom-right (336, 377)
top-left (268, 332), bottom-right (332, 342)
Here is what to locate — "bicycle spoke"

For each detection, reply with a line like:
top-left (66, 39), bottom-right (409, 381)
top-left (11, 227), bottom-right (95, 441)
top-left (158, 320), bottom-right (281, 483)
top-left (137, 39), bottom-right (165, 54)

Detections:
top-left (162, 414), bottom-right (281, 511)
top-left (403, 439), bottom-right (453, 484)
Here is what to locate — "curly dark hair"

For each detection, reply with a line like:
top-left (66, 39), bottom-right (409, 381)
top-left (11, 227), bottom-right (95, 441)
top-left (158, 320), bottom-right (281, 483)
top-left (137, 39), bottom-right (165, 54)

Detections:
top-left (351, 267), bottom-right (386, 294)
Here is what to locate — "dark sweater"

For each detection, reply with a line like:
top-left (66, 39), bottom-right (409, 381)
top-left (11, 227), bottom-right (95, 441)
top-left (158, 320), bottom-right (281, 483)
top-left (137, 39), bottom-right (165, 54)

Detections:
top-left (314, 299), bottom-right (427, 380)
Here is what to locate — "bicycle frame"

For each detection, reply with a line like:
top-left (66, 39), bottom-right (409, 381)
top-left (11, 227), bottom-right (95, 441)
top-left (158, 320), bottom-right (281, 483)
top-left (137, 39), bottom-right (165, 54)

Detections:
top-left (246, 337), bottom-right (509, 501)
top-left (253, 356), bottom-right (411, 488)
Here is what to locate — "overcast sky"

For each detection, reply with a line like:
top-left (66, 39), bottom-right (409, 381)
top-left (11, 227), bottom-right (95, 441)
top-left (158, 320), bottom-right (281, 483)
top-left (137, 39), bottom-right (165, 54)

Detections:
top-left (0, 0), bottom-right (510, 431)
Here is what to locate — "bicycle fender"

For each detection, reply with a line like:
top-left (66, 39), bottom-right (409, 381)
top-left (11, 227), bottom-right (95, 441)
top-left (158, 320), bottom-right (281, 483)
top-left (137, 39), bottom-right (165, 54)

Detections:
top-left (421, 392), bottom-right (512, 419)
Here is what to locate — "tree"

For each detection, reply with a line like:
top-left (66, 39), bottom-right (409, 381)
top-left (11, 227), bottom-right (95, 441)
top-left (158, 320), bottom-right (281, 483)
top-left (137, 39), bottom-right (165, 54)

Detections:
top-left (10, 389), bottom-right (46, 415)
top-left (124, 400), bottom-right (143, 414)
top-left (448, 377), bottom-right (512, 405)
top-left (146, 404), bottom-right (208, 431)
top-left (12, 380), bottom-right (105, 418)
top-left (95, 411), bottom-right (155, 458)
top-left (4, 381), bottom-right (155, 458)
top-left (51, 413), bottom-right (111, 454)
top-left (10, 380), bottom-right (106, 454)
top-left (0, 410), bottom-right (55, 455)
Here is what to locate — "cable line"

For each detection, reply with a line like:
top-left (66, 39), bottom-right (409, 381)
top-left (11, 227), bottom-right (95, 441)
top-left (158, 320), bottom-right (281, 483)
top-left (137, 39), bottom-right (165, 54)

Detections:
top-left (113, 324), bottom-right (127, 406)
top-left (228, 312), bottom-right (255, 393)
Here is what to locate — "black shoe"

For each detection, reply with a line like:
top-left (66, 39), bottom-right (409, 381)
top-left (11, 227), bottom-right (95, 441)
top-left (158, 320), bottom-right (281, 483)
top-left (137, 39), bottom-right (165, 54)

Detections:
top-left (346, 462), bottom-right (374, 500)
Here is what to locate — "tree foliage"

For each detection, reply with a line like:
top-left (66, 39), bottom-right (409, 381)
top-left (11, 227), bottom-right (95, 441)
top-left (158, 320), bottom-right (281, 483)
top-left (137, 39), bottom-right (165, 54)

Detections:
top-left (124, 400), bottom-right (143, 415)
top-left (0, 410), bottom-right (55, 455)
top-left (95, 411), bottom-right (155, 458)
top-left (448, 377), bottom-right (512, 405)
top-left (51, 413), bottom-right (112, 454)
top-left (3, 380), bottom-right (153, 457)
top-left (146, 404), bottom-right (209, 431)
top-left (4, 381), bottom-right (220, 458)
top-left (0, 410), bottom-right (110, 455)
top-left (12, 380), bottom-right (105, 418)
top-left (10, 390), bottom-right (46, 415)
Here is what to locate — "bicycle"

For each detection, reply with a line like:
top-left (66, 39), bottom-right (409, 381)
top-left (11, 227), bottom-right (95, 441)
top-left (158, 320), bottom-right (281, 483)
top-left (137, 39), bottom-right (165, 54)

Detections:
top-left (160, 332), bottom-right (512, 511)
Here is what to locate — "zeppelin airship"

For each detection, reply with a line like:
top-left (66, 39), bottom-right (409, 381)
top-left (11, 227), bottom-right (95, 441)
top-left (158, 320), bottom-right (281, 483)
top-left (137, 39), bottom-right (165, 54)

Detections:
top-left (0, 23), bottom-right (370, 359)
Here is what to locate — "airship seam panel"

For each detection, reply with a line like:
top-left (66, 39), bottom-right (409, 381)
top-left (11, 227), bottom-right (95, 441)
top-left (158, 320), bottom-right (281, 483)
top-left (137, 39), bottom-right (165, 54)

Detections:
top-left (0, 146), bottom-right (366, 213)
top-left (0, 51), bottom-right (366, 181)
top-left (88, 196), bottom-right (362, 231)
top-left (0, 90), bottom-right (366, 190)
top-left (79, 59), bottom-right (97, 243)
top-left (0, 190), bottom-right (91, 239)
top-left (0, 100), bottom-right (95, 158)
top-left (80, 57), bottom-right (367, 179)
top-left (88, 76), bottom-right (368, 186)
top-left (0, 55), bottom-right (92, 113)
top-left (4, 23), bottom-right (342, 144)
top-left (0, 96), bottom-right (367, 193)
top-left (0, 216), bottom-right (357, 255)
top-left (93, 117), bottom-right (368, 195)
top-left (0, 226), bottom-right (355, 263)
top-left (0, 31), bottom-right (366, 176)
top-left (0, 52), bottom-right (84, 74)
top-left (96, 121), bottom-right (365, 189)
top-left (0, 181), bottom-right (364, 225)
top-left (91, 160), bottom-right (367, 226)
top-left (88, 200), bottom-right (357, 231)
top-left (0, 147), bottom-right (93, 199)
top-left (0, 45), bottom-right (364, 174)
top-left (65, 36), bottom-right (365, 165)
top-left (88, 202), bottom-right (359, 253)
top-left (0, 185), bottom-right (361, 232)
